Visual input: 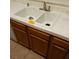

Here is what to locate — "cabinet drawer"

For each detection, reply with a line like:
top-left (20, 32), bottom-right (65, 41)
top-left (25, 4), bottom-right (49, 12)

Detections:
top-left (28, 27), bottom-right (49, 41)
top-left (51, 37), bottom-right (69, 49)
top-left (11, 20), bottom-right (26, 31)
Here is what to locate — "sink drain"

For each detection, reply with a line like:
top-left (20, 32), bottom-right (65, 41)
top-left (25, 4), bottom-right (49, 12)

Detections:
top-left (45, 23), bottom-right (51, 26)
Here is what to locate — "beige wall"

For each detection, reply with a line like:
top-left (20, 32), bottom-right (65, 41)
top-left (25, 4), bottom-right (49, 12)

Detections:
top-left (12, 0), bottom-right (68, 6)
top-left (30, 0), bottom-right (69, 6)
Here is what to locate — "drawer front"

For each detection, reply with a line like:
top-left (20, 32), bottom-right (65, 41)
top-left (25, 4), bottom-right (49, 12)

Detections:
top-left (51, 37), bottom-right (69, 49)
top-left (11, 20), bottom-right (26, 31)
top-left (28, 27), bottom-right (49, 41)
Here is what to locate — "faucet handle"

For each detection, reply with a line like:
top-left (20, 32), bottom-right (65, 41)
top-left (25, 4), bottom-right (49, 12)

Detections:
top-left (27, 3), bottom-right (29, 7)
top-left (48, 6), bottom-right (51, 11)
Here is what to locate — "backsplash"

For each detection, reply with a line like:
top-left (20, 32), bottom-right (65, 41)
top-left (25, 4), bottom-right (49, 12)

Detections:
top-left (11, 0), bottom-right (69, 14)
top-left (30, 0), bottom-right (69, 6)
top-left (12, 0), bottom-right (68, 6)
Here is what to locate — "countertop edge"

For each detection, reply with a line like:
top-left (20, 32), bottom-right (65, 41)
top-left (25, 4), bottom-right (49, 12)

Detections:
top-left (10, 17), bottom-right (69, 41)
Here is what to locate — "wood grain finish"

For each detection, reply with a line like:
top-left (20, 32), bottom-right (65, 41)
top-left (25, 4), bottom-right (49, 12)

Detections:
top-left (12, 27), bottom-right (29, 48)
top-left (11, 20), bottom-right (26, 31)
top-left (11, 20), bottom-right (29, 48)
top-left (51, 36), bottom-right (69, 49)
top-left (11, 20), bottom-right (69, 59)
top-left (47, 36), bottom-right (69, 59)
top-left (29, 34), bottom-right (48, 57)
top-left (47, 44), bottom-right (68, 59)
top-left (28, 27), bottom-right (49, 41)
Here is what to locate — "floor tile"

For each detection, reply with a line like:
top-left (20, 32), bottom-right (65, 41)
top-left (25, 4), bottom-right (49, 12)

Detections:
top-left (10, 40), bottom-right (30, 59)
top-left (24, 51), bottom-right (45, 59)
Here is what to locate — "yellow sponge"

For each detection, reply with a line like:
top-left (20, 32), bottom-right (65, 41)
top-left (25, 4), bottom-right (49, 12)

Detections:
top-left (27, 19), bottom-right (35, 24)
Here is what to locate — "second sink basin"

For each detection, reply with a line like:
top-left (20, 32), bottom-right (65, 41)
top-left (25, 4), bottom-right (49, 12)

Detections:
top-left (36, 12), bottom-right (62, 27)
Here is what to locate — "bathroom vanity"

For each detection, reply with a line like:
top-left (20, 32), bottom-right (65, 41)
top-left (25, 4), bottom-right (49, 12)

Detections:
top-left (11, 19), bottom-right (68, 59)
top-left (10, 0), bottom-right (69, 59)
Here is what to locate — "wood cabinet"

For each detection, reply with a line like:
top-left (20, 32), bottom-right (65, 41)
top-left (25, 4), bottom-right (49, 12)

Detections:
top-left (51, 37), bottom-right (69, 50)
top-left (12, 27), bottom-right (29, 48)
top-left (11, 20), bottom-right (29, 48)
top-left (47, 36), bottom-right (69, 59)
top-left (28, 27), bottom-right (49, 57)
top-left (29, 34), bottom-right (48, 57)
top-left (10, 19), bottom-right (69, 59)
top-left (47, 44), bottom-right (68, 59)
top-left (28, 27), bottom-right (49, 41)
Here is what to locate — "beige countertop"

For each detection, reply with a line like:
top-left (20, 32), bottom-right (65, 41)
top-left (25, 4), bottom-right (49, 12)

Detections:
top-left (10, 0), bottom-right (69, 41)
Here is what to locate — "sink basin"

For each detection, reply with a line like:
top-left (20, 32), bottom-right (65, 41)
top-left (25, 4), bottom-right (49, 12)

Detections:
top-left (14, 7), bottom-right (45, 20)
top-left (36, 12), bottom-right (62, 28)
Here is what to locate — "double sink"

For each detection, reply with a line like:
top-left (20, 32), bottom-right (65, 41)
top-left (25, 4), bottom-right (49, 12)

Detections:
top-left (13, 6), bottom-right (68, 31)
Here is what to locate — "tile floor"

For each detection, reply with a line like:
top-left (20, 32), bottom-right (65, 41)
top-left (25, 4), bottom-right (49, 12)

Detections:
top-left (10, 40), bottom-right (45, 59)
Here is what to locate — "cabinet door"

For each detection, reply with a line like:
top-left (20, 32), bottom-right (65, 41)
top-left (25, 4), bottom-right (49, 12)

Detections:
top-left (29, 34), bottom-right (48, 57)
top-left (47, 44), bottom-right (68, 59)
top-left (12, 27), bottom-right (29, 48)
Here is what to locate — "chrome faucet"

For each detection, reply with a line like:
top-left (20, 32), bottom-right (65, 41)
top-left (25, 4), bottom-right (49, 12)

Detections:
top-left (40, 2), bottom-right (50, 11)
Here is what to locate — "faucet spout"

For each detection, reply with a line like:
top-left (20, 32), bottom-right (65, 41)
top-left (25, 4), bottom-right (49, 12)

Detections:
top-left (43, 2), bottom-right (46, 10)
top-left (40, 1), bottom-right (51, 11)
